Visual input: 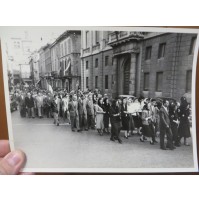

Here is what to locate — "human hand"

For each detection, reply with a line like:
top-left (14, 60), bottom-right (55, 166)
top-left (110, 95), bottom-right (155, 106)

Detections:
top-left (0, 140), bottom-right (27, 175)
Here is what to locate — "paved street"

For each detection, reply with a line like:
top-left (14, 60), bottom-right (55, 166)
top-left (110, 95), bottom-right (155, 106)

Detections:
top-left (11, 110), bottom-right (194, 170)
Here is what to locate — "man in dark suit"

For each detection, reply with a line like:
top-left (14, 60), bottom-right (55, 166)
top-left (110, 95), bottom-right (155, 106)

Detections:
top-left (78, 94), bottom-right (84, 131)
top-left (25, 92), bottom-right (35, 118)
top-left (18, 92), bottom-right (26, 117)
top-left (68, 94), bottom-right (80, 132)
top-left (44, 93), bottom-right (52, 118)
top-left (159, 100), bottom-right (175, 150)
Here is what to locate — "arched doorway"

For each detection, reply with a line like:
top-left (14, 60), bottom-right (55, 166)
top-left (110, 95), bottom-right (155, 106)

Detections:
top-left (123, 58), bottom-right (130, 95)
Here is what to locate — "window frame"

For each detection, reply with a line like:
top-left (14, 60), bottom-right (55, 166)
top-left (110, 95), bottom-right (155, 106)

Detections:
top-left (145, 46), bottom-right (152, 60)
top-left (95, 31), bottom-right (100, 44)
top-left (143, 72), bottom-right (149, 91)
top-left (95, 58), bottom-right (98, 68)
top-left (86, 61), bottom-right (89, 69)
top-left (186, 70), bottom-right (192, 93)
top-left (105, 56), bottom-right (109, 66)
top-left (158, 43), bottom-right (166, 59)
top-left (156, 72), bottom-right (163, 92)
top-left (105, 75), bottom-right (109, 89)
top-left (86, 77), bottom-right (89, 88)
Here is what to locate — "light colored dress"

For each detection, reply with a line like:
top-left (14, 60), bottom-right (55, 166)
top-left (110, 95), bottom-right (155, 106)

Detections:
top-left (95, 105), bottom-right (104, 129)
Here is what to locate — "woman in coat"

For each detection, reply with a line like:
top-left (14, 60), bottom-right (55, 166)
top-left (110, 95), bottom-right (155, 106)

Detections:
top-left (178, 97), bottom-right (191, 146)
top-left (95, 98), bottom-right (105, 136)
top-left (140, 103), bottom-right (156, 145)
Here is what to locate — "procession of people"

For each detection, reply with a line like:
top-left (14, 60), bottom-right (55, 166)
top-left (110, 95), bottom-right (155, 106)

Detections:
top-left (12, 87), bottom-right (192, 150)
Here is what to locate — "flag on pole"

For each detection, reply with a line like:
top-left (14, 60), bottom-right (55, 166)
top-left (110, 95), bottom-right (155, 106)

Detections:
top-left (47, 82), bottom-right (53, 94)
top-left (45, 78), bottom-right (53, 94)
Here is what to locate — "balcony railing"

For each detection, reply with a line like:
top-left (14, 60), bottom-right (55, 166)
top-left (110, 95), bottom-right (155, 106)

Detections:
top-left (129, 32), bottom-right (145, 37)
top-left (92, 43), bottom-right (100, 51)
top-left (119, 31), bottom-right (128, 37)
top-left (108, 31), bottom-right (145, 43)
top-left (83, 47), bottom-right (90, 54)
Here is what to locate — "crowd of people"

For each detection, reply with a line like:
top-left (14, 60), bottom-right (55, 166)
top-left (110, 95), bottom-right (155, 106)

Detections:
top-left (13, 88), bottom-right (192, 150)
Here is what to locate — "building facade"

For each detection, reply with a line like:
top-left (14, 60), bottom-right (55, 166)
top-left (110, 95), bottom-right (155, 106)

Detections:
top-left (81, 31), bottom-right (196, 101)
top-left (37, 30), bottom-right (81, 92)
top-left (140, 32), bottom-right (196, 102)
top-left (57, 30), bottom-right (81, 92)
top-left (29, 51), bottom-right (40, 85)
top-left (81, 30), bottom-right (113, 95)
top-left (50, 39), bottom-right (60, 88)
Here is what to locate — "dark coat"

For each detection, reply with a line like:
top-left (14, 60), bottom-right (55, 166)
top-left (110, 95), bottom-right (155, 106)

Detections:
top-left (109, 105), bottom-right (121, 123)
top-left (103, 103), bottom-right (110, 128)
top-left (68, 101), bottom-right (78, 117)
top-left (51, 100), bottom-right (58, 113)
top-left (159, 106), bottom-right (171, 130)
top-left (44, 96), bottom-right (52, 107)
top-left (121, 103), bottom-right (129, 130)
top-left (178, 106), bottom-right (191, 138)
top-left (78, 99), bottom-right (84, 115)
top-left (25, 96), bottom-right (34, 108)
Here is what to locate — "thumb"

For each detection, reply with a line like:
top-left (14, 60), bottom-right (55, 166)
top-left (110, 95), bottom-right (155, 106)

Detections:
top-left (0, 150), bottom-right (26, 175)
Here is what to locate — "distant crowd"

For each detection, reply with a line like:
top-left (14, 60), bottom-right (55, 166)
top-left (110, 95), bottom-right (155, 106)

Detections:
top-left (12, 88), bottom-right (192, 150)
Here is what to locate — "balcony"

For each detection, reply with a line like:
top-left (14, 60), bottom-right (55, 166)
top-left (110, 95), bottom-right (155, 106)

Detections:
top-left (92, 43), bottom-right (100, 51)
top-left (119, 31), bottom-right (128, 37)
top-left (129, 32), bottom-right (145, 37)
top-left (83, 47), bottom-right (90, 54)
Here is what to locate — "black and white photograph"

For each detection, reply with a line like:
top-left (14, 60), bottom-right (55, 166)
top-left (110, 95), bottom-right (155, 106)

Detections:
top-left (0, 27), bottom-right (198, 172)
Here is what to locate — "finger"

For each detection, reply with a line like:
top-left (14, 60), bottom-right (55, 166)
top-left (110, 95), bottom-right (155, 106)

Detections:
top-left (0, 140), bottom-right (11, 157)
top-left (0, 150), bottom-right (26, 175)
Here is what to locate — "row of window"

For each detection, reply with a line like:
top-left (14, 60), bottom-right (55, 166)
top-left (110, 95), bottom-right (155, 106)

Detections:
top-left (145, 37), bottom-right (196, 60)
top-left (145, 43), bottom-right (166, 60)
top-left (143, 70), bottom-right (192, 93)
top-left (86, 75), bottom-right (113, 90)
top-left (60, 39), bottom-right (72, 58)
top-left (85, 56), bottom-right (113, 69)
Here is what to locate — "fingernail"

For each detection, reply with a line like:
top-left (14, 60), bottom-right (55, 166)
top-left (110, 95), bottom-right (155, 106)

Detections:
top-left (5, 152), bottom-right (21, 166)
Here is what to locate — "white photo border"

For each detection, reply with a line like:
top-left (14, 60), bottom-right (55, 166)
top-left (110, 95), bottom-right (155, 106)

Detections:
top-left (1, 26), bottom-right (199, 173)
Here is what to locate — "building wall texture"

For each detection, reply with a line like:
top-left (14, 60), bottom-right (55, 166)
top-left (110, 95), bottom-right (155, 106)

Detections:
top-left (141, 33), bottom-right (196, 101)
top-left (81, 31), bottom-right (196, 102)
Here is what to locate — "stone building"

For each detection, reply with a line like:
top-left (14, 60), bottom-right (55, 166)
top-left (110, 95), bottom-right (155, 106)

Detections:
top-left (140, 32), bottom-right (196, 102)
top-left (57, 30), bottom-right (81, 92)
top-left (37, 30), bottom-right (81, 91)
top-left (50, 39), bottom-right (60, 89)
top-left (81, 30), bottom-right (113, 95)
top-left (81, 31), bottom-right (196, 102)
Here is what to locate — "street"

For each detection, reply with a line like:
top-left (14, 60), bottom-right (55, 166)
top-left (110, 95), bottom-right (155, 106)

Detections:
top-left (11, 110), bottom-right (194, 170)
